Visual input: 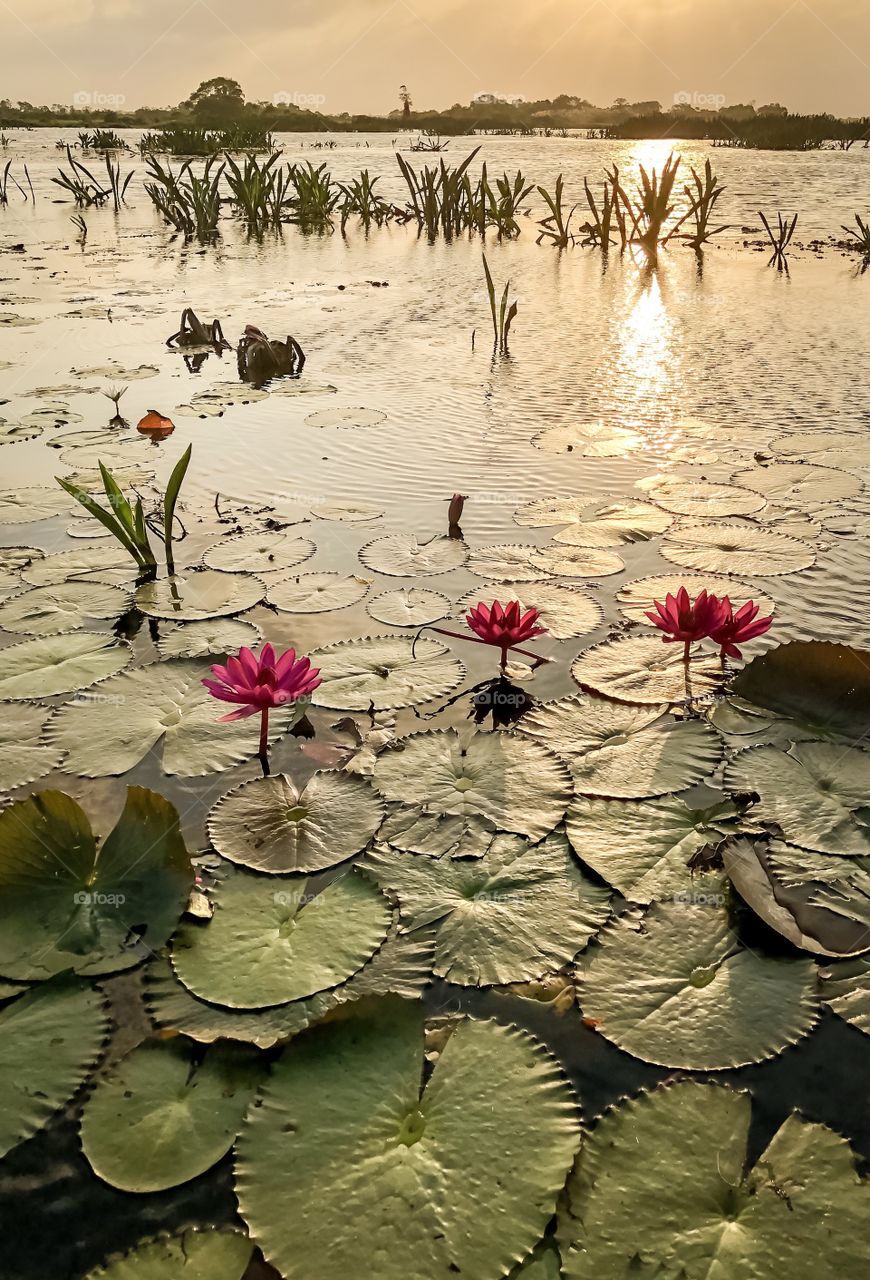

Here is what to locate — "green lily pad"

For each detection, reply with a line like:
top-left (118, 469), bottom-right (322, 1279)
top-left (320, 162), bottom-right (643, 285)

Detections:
top-left (571, 636), bottom-right (722, 705)
top-left (171, 867), bottom-right (391, 1009)
top-left (456, 581), bottom-right (602, 640)
top-left (567, 794), bottom-right (739, 904)
top-left (373, 728), bottom-right (572, 842)
top-left (0, 787), bottom-right (191, 980)
top-left (83, 1230), bottom-right (254, 1280)
top-left (519, 695), bottom-right (722, 797)
top-left (0, 977), bottom-right (109, 1159)
top-left (0, 581), bottom-right (130, 635)
top-left (0, 486), bottom-right (74, 523)
top-left (311, 635), bottom-right (465, 711)
top-left (47, 659), bottom-right (300, 777)
top-left (731, 641), bottom-right (870, 739)
top-left (578, 900), bottom-right (818, 1068)
top-left (0, 705), bottom-right (63, 792)
top-left (135, 570), bottom-right (266, 620)
top-left (512, 1242), bottom-right (563, 1280)
top-left (235, 1001), bottom-right (579, 1280)
top-left (202, 529), bottom-right (316, 574)
top-left (378, 807), bottom-right (498, 859)
top-left (0, 545), bottom-right (43, 573)
top-left (22, 546), bottom-right (136, 588)
top-left (367, 587), bottom-right (451, 627)
top-left (269, 572), bottom-right (371, 613)
top-left (156, 618), bottom-right (262, 659)
top-left (360, 533), bottom-right (468, 577)
top-left (0, 632), bottom-right (131, 700)
top-left (364, 830), bottom-right (610, 985)
top-left (660, 522), bottom-right (814, 575)
top-left (821, 957), bottom-right (870, 1034)
top-left (724, 742), bottom-right (870, 856)
top-left (208, 771), bottom-right (384, 873)
top-left (80, 1039), bottom-right (264, 1192)
top-left (558, 1081), bottom-right (870, 1280)
top-left (467, 543), bottom-right (623, 581)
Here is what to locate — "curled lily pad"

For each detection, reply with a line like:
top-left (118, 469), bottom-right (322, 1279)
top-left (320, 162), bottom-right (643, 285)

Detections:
top-left (533, 420), bottom-right (641, 456)
top-left (156, 618), bottom-right (262, 659)
top-left (550, 500), bottom-right (673, 546)
top-left (47, 659), bottom-right (300, 777)
top-left (378, 807), bottom-right (498, 859)
top-left (467, 543), bottom-right (622, 581)
top-left (660, 522), bottom-right (814, 576)
top-left (731, 641), bottom-right (870, 739)
top-left (557, 1081), bottom-right (870, 1280)
top-left (567, 794), bottom-right (739, 904)
top-left (638, 476), bottom-right (765, 517)
top-left (364, 830), bottom-right (610, 985)
top-left (0, 486), bottom-right (74, 523)
top-left (367, 587), bottom-right (450, 627)
top-left (135, 570), bottom-right (266, 620)
top-left (578, 901), bottom-right (818, 1068)
top-left (457, 581), bottom-right (601, 640)
top-left (724, 742), bottom-right (870, 856)
top-left (519, 694), bottom-right (722, 798)
top-left (372, 728), bottom-right (572, 842)
top-left (0, 545), bottom-right (43, 573)
top-left (571, 636), bottom-right (722, 706)
top-left (617, 573), bottom-right (775, 624)
top-left (0, 581), bottom-right (130, 635)
top-left (0, 787), bottom-right (191, 980)
top-left (311, 635), bottom-right (464, 711)
top-left (732, 461), bottom-right (862, 505)
top-left (84, 1230), bottom-right (254, 1280)
top-left (202, 529), bottom-right (316, 574)
top-left (235, 1001), bottom-right (579, 1280)
top-left (821, 957), bottom-right (870, 1034)
top-left (0, 978), bottom-right (109, 1159)
top-left (0, 705), bottom-right (62, 792)
top-left (305, 406), bottom-right (386, 428)
top-left (80, 1040), bottom-right (264, 1192)
top-left (269, 572), bottom-right (370, 613)
top-left (208, 771), bottom-right (384, 873)
top-left (359, 533), bottom-right (467, 577)
top-left (171, 867), bottom-right (391, 1009)
top-left (0, 632), bottom-right (131, 700)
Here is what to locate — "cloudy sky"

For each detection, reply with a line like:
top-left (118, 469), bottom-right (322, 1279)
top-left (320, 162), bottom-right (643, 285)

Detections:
top-left (1, 0), bottom-right (868, 115)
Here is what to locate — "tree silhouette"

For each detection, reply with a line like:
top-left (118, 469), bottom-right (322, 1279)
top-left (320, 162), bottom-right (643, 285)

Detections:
top-left (182, 78), bottom-right (245, 123)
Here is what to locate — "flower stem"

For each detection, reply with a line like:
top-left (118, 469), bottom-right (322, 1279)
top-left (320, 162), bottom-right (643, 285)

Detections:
top-left (258, 707), bottom-right (270, 776)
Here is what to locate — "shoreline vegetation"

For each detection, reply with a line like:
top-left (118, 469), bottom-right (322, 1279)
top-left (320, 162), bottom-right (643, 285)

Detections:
top-left (2, 79), bottom-right (869, 151)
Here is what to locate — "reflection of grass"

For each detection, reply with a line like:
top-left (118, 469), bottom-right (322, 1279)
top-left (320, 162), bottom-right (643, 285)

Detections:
top-left (759, 209), bottom-right (798, 270)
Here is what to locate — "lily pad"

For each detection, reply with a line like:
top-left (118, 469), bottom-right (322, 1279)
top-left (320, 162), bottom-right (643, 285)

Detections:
top-left (467, 543), bottom-right (622, 581)
top-left (638, 476), bottom-right (765, 517)
top-left (0, 787), bottom-right (192, 980)
top-left (305, 406), bottom-right (386, 428)
top-left (22, 546), bottom-right (136, 588)
top-left (234, 1001), bottom-right (579, 1280)
top-left (551, 500), bottom-right (673, 546)
top-left (0, 978), bottom-right (109, 1159)
top-left (359, 533), bottom-right (468, 577)
top-left (83, 1230), bottom-right (254, 1280)
top-left (171, 868), bottom-right (391, 1009)
top-left (367, 587), bottom-right (450, 627)
top-left (731, 641), bottom-right (870, 739)
top-left (513, 495), bottom-right (599, 526)
top-left (0, 421), bottom-right (43, 444)
top-left (175, 384), bottom-right (269, 416)
top-left (372, 728), bottom-right (572, 842)
top-left (156, 618), bottom-right (262, 659)
top-left (0, 486), bottom-right (73, 523)
top-left (724, 742), bottom-right (870, 856)
top-left (456, 582), bottom-right (601, 640)
top-left (0, 581), bottom-right (130, 635)
top-left (567, 794), bottom-right (739, 904)
top-left (310, 501), bottom-right (383, 522)
top-left (0, 632), bottom-right (130, 700)
top-left (578, 901), bottom-right (818, 1068)
top-left (378, 807), bottom-right (498, 858)
top-left (571, 636), bottom-right (722, 705)
top-left (364, 830), bottom-right (610, 985)
top-left (202, 530), bottom-right (316, 574)
top-left (557, 1081), bottom-right (870, 1280)
top-left (208, 771), bottom-right (384, 873)
top-left (269, 572), bottom-right (370, 613)
top-left (135, 570), bottom-right (266, 620)
top-left (519, 695), bottom-right (722, 797)
top-left (732, 461), bottom-right (862, 505)
top-left (660, 522), bottom-right (814, 575)
top-left (533, 420), bottom-right (641, 456)
top-left (311, 635), bottom-right (465, 711)
top-left (617, 573), bottom-right (775, 624)
top-left (80, 1040), bottom-right (264, 1192)
top-left (821, 957), bottom-right (870, 1034)
top-left (0, 545), bottom-right (43, 573)
top-left (47, 659), bottom-right (301, 777)
top-left (0, 705), bottom-right (63, 792)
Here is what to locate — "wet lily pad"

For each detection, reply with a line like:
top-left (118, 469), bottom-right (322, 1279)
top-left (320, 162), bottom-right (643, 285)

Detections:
top-left (638, 476), bottom-right (765, 517)
top-left (513, 494), bottom-right (599, 526)
top-left (732, 461), bottom-right (862, 505)
top-left (367, 587), bottom-right (449, 627)
top-left (0, 705), bottom-right (62, 792)
top-left (0, 421), bottom-right (43, 444)
top-left (135, 570), bottom-right (266, 620)
top-left (372, 728), bottom-right (572, 842)
top-left (311, 635), bottom-right (465, 711)
top-left (0, 545), bottom-right (43, 573)
top-left (456, 581), bottom-right (601, 640)
top-left (0, 486), bottom-right (74, 523)
top-left (568, 794), bottom-right (739, 904)
top-left (617, 573), bottom-right (775, 623)
top-left (0, 787), bottom-right (191, 980)
top-left (235, 1001), bottom-right (579, 1280)
top-left (22, 546), bottom-right (136, 588)
top-left (72, 363), bottom-right (159, 380)
top-left (731, 641), bottom-right (870, 739)
top-left (175, 384), bottom-right (268, 416)
top-left (821, 957), bottom-right (870, 1034)
top-left (360, 533), bottom-right (468, 577)
top-left (305, 406), bottom-right (386, 428)
top-left (310, 501), bottom-right (383, 522)
top-left (533, 420), bottom-right (641, 456)
top-left (208, 771), bottom-right (384, 873)
top-left (724, 742), bottom-right (870, 856)
top-left (364, 830), bottom-right (610, 985)
top-left (378, 807), bottom-right (498, 858)
top-left (47, 659), bottom-right (301, 777)
top-left (269, 572), bottom-right (370, 613)
top-left (557, 1081), bottom-right (870, 1280)
top-left (467, 543), bottom-right (622, 581)
top-left (80, 1040), bottom-right (264, 1192)
top-left (571, 636), bottom-right (722, 705)
top-left (156, 618), bottom-right (262, 659)
top-left (660, 522), bottom-right (814, 575)
top-left (0, 632), bottom-right (131, 700)
top-left (0, 581), bottom-right (130, 635)
top-left (550, 500), bottom-right (673, 546)
top-left (578, 901), bottom-right (818, 1068)
top-left (83, 1230), bottom-right (253, 1280)
top-left (202, 530), bottom-right (316, 574)
top-left (171, 868), bottom-right (390, 1009)
top-left (0, 978), bottom-right (109, 1159)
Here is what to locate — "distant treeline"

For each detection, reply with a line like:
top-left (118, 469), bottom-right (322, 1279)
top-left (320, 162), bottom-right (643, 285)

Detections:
top-left (606, 112), bottom-right (870, 150)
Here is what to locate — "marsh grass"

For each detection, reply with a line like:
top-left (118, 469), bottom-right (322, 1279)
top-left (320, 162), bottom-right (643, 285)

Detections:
top-left (52, 148), bottom-right (112, 206)
top-left (482, 253), bottom-right (518, 353)
top-left (139, 126), bottom-right (275, 157)
top-left (286, 161), bottom-right (341, 230)
top-left (224, 151), bottom-right (290, 232)
top-left (78, 129), bottom-right (129, 151)
top-left (0, 160), bottom-right (30, 204)
top-left (842, 214), bottom-right (870, 256)
top-left (759, 209), bottom-right (798, 269)
top-left (679, 160), bottom-right (729, 250)
top-left (339, 170), bottom-right (395, 229)
top-left (536, 175), bottom-right (578, 246)
top-left (144, 155), bottom-right (224, 237)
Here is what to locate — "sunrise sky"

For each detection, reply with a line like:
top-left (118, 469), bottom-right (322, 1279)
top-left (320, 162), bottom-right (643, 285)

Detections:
top-left (1, 0), bottom-right (868, 116)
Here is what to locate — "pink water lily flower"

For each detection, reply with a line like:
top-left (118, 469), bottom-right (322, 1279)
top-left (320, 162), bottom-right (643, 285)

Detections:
top-left (427, 599), bottom-right (548, 674)
top-left (203, 643), bottom-right (320, 769)
top-left (645, 587), bottom-right (730, 660)
top-left (710, 599), bottom-right (773, 660)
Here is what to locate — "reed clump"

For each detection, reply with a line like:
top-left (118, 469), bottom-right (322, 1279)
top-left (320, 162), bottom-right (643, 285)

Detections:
top-left (759, 209), bottom-right (798, 269)
top-left (78, 129), bottom-right (129, 151)
top-left (482, 253), bottom-right (518, 354)
top-left (139, 126), bottom-right (275, 157)
top-left (842, 214), bottom-right (870, 256)
top-left (144, 155), bottom-right (224, 237)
